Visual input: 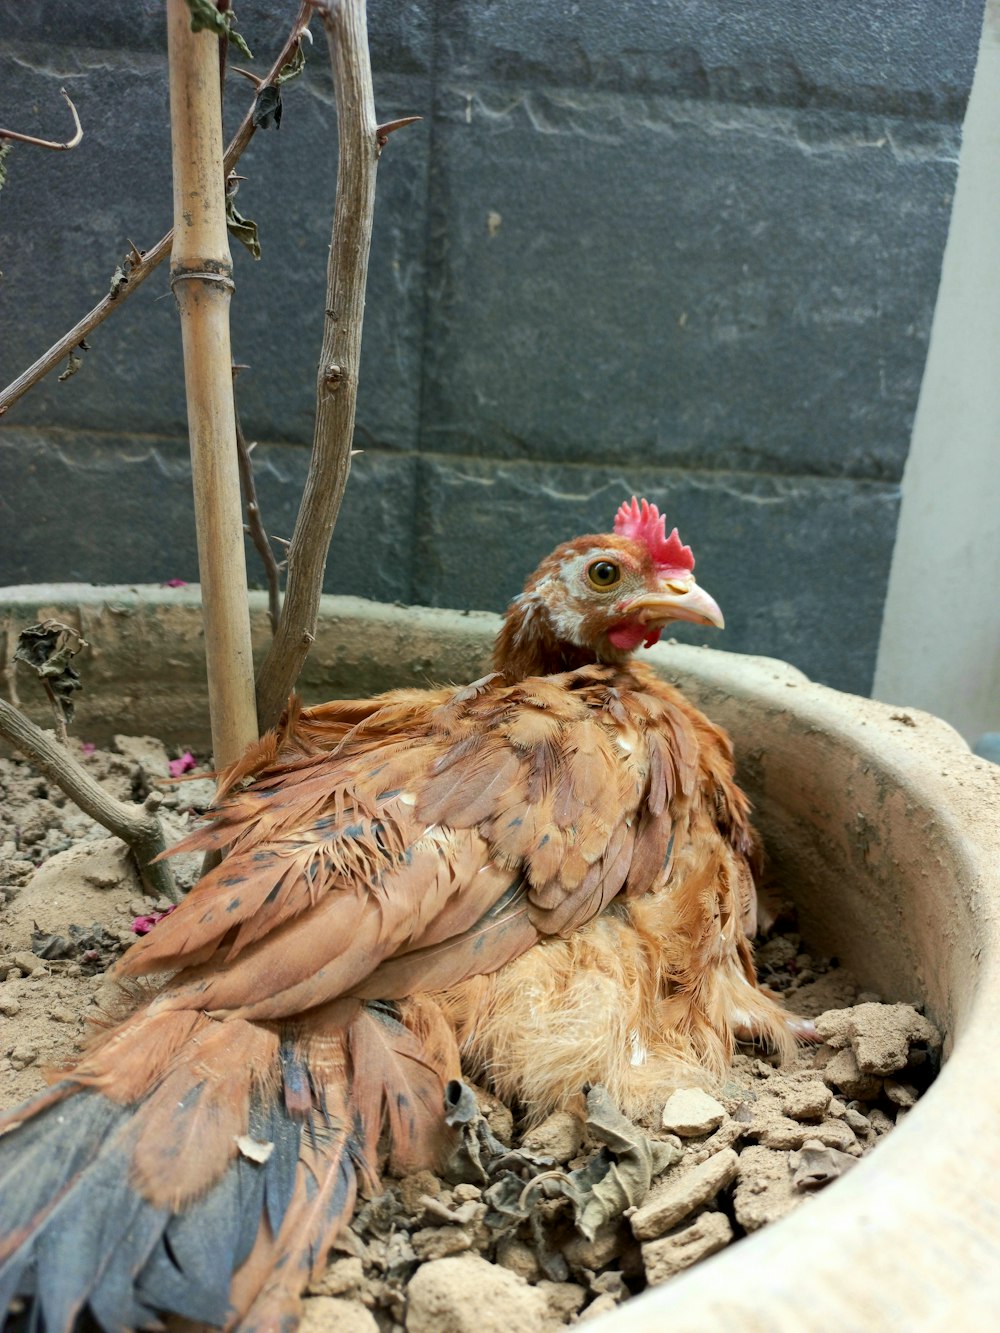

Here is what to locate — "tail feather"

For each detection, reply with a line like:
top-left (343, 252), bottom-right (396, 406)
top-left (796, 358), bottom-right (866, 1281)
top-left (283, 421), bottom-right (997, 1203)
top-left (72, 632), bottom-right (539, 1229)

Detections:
top-left (0, 1099), bottom-right (152, 1332)
top-left (235, 1125), bottom-right (358, 1331)
top-left (0, 1000), bottom-right (451, 1330)
top-left (0, 1092), bottom-right (127, 1265)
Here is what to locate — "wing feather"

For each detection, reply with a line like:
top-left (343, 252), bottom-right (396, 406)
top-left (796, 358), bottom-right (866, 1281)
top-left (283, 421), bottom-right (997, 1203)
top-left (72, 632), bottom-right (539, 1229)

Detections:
top-left (119, 663), bottom-right (694, 1027)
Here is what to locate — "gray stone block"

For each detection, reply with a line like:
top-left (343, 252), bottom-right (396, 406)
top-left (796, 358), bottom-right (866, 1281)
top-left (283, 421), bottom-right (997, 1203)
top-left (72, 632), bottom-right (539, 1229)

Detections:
top-left (0, 36), bottom-right (430, 450)
top-left (0, 429), bottom-right (416, 604)
top-left (435, 0), bottom-right (981, 118)
top-left (4, 1), bottom-right (434, 74)
top-left (419, 90), bottom-right (958, 480)
top-left (413, 455), bottom-right (899, 694)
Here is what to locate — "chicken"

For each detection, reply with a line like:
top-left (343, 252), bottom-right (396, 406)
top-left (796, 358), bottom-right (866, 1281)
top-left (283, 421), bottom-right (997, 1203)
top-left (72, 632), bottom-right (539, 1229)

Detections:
top-left (0, 497), bottom-right (809, 1330)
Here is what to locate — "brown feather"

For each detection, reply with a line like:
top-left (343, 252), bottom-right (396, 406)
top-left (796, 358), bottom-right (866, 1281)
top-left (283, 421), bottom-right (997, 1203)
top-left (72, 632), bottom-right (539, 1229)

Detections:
top-left (131, 1019), bottom-right (279, 1209)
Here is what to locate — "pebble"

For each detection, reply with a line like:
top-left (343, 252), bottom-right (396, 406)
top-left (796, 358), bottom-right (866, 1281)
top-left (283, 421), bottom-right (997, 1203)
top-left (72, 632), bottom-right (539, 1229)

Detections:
top-left (9, 1045), bottom-right (38, 1070)
top-left (780, 1081), bottom-right (832, 1122)
top-left (411, 1227), bottom-right (474, 1263)
top-left (629, 1149), bottom-right (739, 1241)
top-left (821, 1047), bottom-right (883, 1101)
top-left (814, 1002), bottom-right (941, 1077)
top-left (537, 1281), bottom-right (587, 1321)
top-left (112, 734), bottom-right (171, 780)
top-left (578, 1292), bottom-right (619, 1322)
top-left (661, 1088), bottom-right (726, 1137)
top-left (520, 1110), bottom-right (583, 1163)
top-left (308, 1257), bottom-right (364, 1298)
top-left (789, 1142), bottom-right (858, 1191)
top-left (495, 1237), bottom-right (541, 1282)
top-left (884, 1079), bottom-right (919, 1108)
top-left (562, 1221), bottom-right (627, 1273)
top-left (641, 1211), bottom-right (733, 1285)
top-left (405, 1255), bottom-right (547, 1333)
top-left (868, 1107), bottom-right (895, 1135)
top-left (12, 952), bottom-right (46, 977)
top-left (0, 995), bottom-right (21, 1017)
top-left (299, 1297), bottom-right (378, 1333)
top-left (732, 1145), bottom-right (801, 1232)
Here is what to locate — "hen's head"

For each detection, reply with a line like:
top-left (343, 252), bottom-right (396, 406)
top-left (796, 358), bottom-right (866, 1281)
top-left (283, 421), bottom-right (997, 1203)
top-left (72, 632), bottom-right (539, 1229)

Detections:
top-left (493, 497), bottom-right (723, 679)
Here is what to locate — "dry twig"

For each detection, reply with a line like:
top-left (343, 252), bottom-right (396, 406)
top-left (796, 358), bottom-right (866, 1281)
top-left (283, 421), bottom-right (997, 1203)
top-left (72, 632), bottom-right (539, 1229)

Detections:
top-left (0, 698), bottom-right (181, 903)
top-left (0, 88), bottom-right (83, 151)
top-left (0, 2), bottom-right (313, 418)
top-left (254, 0), bottom-right (419, 729)
top-left (233, 367), bottom-right (283, 634)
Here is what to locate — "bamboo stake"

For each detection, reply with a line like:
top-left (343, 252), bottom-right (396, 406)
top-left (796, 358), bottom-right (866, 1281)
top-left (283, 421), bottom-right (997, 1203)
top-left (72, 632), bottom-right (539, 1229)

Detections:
top-left (254, 0), bottom-right (380, 732)
top-left (167, 0), bottom-right (258, 766)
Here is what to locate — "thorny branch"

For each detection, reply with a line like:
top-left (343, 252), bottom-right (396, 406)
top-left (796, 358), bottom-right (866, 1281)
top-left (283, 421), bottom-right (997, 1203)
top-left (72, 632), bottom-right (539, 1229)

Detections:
top-left (254, 0), bottom-right (391, 731)
top-left (0, 0), bottom-right (314, 418)
top-left (0, 698), bottom-right (181, 904)
top-left (233, 366), bottom-right (283, 634)
top-left (0, 88), bottom-right (84, 151)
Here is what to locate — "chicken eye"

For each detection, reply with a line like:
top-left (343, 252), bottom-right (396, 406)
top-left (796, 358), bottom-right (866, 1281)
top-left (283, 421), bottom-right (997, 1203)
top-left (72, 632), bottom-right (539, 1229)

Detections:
top-left (587, 560), bottom-right (621, 589)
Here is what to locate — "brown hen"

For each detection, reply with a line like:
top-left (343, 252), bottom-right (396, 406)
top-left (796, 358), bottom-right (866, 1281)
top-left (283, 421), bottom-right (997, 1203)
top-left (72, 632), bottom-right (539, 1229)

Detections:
top-left (0, 497), bottom-right (809, 1331)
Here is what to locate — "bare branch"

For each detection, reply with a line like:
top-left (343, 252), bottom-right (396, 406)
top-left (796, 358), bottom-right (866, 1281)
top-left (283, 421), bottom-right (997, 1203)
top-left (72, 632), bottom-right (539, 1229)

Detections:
top-left (254, 0), bottom-right (381, 731)
top-left (233, 367), bottom-right (283, 634)
top-left (0, 88), bottom-right (83, 151)
top-left (0, 698), bottom-right (181, 904)
top-left (0, 2), bottom-right (314, 419)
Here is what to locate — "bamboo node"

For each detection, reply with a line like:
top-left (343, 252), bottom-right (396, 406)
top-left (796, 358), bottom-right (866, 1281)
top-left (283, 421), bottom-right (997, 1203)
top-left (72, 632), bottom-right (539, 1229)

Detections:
top-left (170, 269), bottom-right (236, 294)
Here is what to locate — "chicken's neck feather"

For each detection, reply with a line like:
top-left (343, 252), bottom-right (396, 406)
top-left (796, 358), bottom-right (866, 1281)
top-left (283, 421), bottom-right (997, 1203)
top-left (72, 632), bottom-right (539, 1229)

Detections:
top-left (492, 591), bottom-right (603, 681)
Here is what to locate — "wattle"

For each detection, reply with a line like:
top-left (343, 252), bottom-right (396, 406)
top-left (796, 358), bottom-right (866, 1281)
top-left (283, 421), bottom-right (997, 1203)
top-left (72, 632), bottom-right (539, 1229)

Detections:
top-left (608, 622), bottom-right (661, 651)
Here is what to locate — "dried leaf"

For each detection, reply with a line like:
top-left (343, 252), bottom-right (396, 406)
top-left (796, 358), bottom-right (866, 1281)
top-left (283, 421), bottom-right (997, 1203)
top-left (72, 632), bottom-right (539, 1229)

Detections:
top-left (252, 84), bottom-right (282, 130)
top-left (186, 0), bottom-right (253, 60)
top-left (109, 264), bottom-right (128, 299)
top-left (789, 1143), bottom-right (857, 1191)
top-left (226, 195), bottom-right (261, 259)
top-left (479, 1085), bottom-right (681, 1242)
top-left (14, 621), bottom-right (87, 724)
top-left (276, 43), bottom-right (306, 86)
top-left (31, 922), bottom-right (121, 973)
top-left (442, 1080), bottom-right (553, 1187)
top-left (57, 351), bottom-right (82, 382)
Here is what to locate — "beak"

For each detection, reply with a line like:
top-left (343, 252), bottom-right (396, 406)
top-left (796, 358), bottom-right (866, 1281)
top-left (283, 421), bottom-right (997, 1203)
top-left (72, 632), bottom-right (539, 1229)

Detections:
top-left (622, 578), bottom-right (725, 630)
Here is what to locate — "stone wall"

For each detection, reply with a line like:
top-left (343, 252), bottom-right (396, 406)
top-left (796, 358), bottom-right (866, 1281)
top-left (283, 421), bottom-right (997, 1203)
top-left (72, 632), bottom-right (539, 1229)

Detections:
top-left (0, 1), bottom-right (982, 693)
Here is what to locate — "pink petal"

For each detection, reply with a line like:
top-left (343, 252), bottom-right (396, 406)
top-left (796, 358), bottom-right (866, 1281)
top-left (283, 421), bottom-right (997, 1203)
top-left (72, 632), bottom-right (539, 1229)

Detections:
top-left (168, 750), bottom-right (197, 778)
top-left (131, 905), bottom-right (177, 936)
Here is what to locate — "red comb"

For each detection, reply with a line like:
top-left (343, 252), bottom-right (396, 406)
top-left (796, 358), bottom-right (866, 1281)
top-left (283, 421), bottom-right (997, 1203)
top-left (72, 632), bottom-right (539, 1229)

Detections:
top-left (613, 496), bottom-right (695, 574)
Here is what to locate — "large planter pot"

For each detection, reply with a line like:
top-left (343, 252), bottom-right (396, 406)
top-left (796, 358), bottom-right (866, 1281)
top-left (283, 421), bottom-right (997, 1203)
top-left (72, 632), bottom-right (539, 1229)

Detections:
top-left (3, 584), bottom-right (1000, 1327)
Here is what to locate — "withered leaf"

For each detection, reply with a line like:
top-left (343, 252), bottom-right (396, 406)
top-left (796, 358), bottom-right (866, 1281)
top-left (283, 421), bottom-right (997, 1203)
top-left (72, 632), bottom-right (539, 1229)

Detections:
top-left (252, 84), bottom-right (282, 130)
top-left (790, 1143), bottom-right (857, 1191)
top-left (186, 0), bottom-right (253, 60)
top-left (481, 1085), bottom-right (681, 1241)
top-left (109, 263), bottom-right (128, 299)
top-left (14, 621), bottom-right (87, 724)
top-left (58, 351), bottom-right (82, 382)
top-left (442, 1079), bottom-right (553, 1187)
top-left (226, 196), bottom-right (261, 259)
top-left (276, 43), bottom-right (306, 86)
top-left (31, 922), bottom-right (121, 974)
